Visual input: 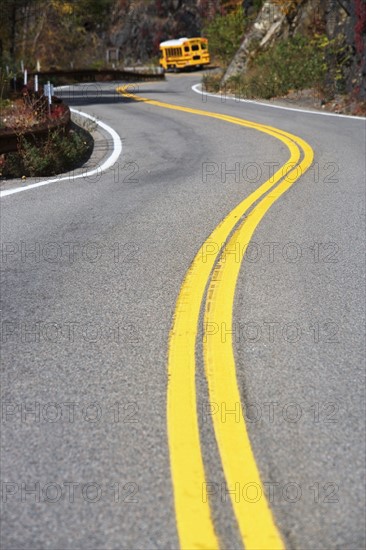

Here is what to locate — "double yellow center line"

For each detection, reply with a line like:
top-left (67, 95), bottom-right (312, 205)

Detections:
top-left (117, 86), bottom-right (314, 549)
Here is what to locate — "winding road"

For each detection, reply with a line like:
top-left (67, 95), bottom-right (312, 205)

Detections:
top-left (1, 74), bottom-right (365, 550)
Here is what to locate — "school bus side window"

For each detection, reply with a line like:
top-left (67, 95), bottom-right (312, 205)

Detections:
top-left (192, 45), bottom-right (199, 51)
top-left (184, 46), bottom-right (189, 52)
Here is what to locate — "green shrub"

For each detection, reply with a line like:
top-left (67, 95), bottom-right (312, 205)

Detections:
top-left (202, 71), bottom-right (223, 93)
top-left (225, 34), bottom-right (328, 99)
top-left (203, 6), bottom-right (246, 66)
top-left (0, 98), bottom-right (12, 128)
top-left (0, 66), bottom-right (12, 103)
top-left (90, 60), bottom-right (107, 70)
top-left (1, 123), bottom-right (93, 178)
top-left (322, 33), bottom-right (352, 96)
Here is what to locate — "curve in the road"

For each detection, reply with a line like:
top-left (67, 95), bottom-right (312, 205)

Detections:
top-left (0, 108), bottom-right (122, 198)
top-left (192, 83), bottom-right (366, 120)
top-left (118, 85), bottom-right (314, 549)
top-left (203, 128), bottom-right (313, 550)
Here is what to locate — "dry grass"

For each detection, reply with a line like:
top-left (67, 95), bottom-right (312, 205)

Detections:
top-left (0, 96), bottom-right (48, 130)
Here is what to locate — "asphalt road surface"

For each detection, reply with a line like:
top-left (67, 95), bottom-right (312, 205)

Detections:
top-left (1, 74), bottom-right (365, 550)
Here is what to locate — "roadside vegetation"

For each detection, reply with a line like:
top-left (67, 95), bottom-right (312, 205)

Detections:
top-left (201, 1), bottom-right (365, 115)
top-left (203, 34), bottom-right (329, 99)
top-left (202, 5), bottom-right (246, 66)
top-left (0, 123), bottom-right (93, 179)
top-left (0, 60), bottom-right (94, 179)
top-left (0, 0), bottom-right (114, 70)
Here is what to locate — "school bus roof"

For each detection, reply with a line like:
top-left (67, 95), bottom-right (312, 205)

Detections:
top-left (159, 38), bottom-right (188, 47)
top-left (159, 37), bottom-right (206, 47)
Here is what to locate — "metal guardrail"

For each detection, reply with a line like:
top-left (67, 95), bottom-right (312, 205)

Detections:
top-left (0, 68), bottom-right (164, 154)
top-left (29, 68), bottom-right (165, 84)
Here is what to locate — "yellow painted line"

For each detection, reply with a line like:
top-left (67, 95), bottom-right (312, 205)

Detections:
top-left (117, 85), bottom-right (312, 549)
top-left (203, 139), bottom-right (313, 550)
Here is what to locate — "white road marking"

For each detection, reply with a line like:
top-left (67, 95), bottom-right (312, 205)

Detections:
top-left (0, 108), bottom-right (122, 199)
top-left (192, 83), bottom-right (366, 121)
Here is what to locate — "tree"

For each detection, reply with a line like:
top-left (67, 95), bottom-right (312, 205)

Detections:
top-left (0, 0), bottom-right (47, 64)
top-left (0, 0), bottom-right (114, 68)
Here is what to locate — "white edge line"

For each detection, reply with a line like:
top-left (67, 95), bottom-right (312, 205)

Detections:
top-left (192, 83), bottom-right (366, 121)
top-left (0, 108), bottom-right (122, 198)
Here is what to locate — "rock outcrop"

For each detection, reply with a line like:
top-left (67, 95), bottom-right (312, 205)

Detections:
top-left (222, 0), bottom-right (326, 84)
top-left (107, 0), bottom-right (365, 100)
top-left (325, 0), bottom-right (366, 99)
top-left (222, 1), bottom-right (285, 83)
top-left (109, 0), bottom-right (206, 63)
top-left (221, 0), bottom-right (366, 100)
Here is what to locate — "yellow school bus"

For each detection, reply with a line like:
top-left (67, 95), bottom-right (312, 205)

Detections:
top-left (159, 37), bottom-right (210, 71)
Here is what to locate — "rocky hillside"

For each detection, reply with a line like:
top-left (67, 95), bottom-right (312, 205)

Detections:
top-left (1, 1), bottom-right (364, 102)
top-left (326, 0), bottom-right (366, 100)
top-left (107, 0), bottom-right (365, 101)
top-left (108, 0), bottom-right (221, 63)
top-left (222, 0), bottom-right (366, 100)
